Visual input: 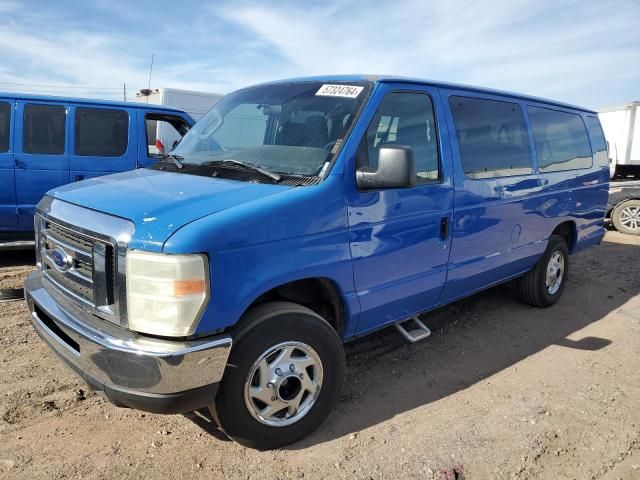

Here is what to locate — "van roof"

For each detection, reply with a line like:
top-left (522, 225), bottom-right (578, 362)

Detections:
top-left (0, 91), bottom-right (186, 113)
top-left (254, 74), bottom-right (597, 114)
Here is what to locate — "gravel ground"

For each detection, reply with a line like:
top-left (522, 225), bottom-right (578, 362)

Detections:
top-left (0, 231), bottom-right (638, 479)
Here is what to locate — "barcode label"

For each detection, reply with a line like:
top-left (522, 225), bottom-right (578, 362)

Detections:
top-left (316, 84), bottom-right (364, 98)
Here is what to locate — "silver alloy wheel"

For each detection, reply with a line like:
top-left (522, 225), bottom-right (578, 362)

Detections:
top-left (545, 250), bottom-right (565, 295)
top-left (244, 341), bottom-right (323, 427)
top-left (619, 205), bottom-right (640, 232)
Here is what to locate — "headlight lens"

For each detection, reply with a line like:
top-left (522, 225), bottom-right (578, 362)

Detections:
top-left (126, 250), bottom-right (209, 337)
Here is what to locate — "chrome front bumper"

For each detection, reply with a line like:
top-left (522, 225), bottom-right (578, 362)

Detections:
top-left (25, 270), bottom-right (232, 413)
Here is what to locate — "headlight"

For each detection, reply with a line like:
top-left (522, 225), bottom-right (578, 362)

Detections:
top-left (126, 250), bottom-right (209, 337)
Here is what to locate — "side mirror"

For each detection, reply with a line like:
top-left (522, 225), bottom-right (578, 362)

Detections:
top-left (356, 145), bottom-right (416, 190)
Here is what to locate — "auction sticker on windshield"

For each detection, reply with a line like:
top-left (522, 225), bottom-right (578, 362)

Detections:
top-left (316, 84), bottom-right (364, 98)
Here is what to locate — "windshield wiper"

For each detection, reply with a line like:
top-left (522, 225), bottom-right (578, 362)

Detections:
top-left (203, 159), bottom-right (281, 182)
top-left (160, 153), bottom-right (185, 169)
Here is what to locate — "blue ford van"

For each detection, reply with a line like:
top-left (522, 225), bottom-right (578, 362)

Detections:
top-left (25, 76), bottom-right (609, 449)
top-left (0, 93), bottom-right (194, 246)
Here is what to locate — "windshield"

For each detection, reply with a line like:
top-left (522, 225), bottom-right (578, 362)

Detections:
top-left (172, 81), bottom-right (370, 177)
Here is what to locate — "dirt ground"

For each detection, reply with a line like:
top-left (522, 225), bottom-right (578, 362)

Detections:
top-left (0, 230), bottom-right (638, 480)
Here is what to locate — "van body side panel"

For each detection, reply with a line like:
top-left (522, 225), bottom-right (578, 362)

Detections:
top-left (523, 103), bottom-right (608, 253)
top-left (438, 90), bottom-right (608, 303)
top-left (343, 83), bottom-right (455, 335)
top-left (0, 98), bottom-right (18, 231)
top-left (69, 104), bottom-right (138, 181)
top-left (439, 90), bottom-right (543, 301)
top-left (161, 176), bottom-right (360, 338)
top-left (15, 100), bottom-right (70, 230)
top-left (574, 113), bottom-right (610, 249)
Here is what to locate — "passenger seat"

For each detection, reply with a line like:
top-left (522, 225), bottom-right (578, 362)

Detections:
top-left (304, 115), bottom-right (329, 148)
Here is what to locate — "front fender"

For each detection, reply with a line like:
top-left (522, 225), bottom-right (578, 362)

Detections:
top-left (161, 175), bottom-right (358, 336)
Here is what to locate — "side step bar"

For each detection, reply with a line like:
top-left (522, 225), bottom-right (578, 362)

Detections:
top-left (395, 316), bottom-right (432, 343)
top-left (0, 288), bottom-right (25, 302)
top-left (0, 240), bottom-right (35, 251)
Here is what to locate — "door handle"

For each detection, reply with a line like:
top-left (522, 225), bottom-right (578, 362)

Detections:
top-left (14, 158), bottom-right (26, 169)
top-left (440, 216), bottom-right (450, 241)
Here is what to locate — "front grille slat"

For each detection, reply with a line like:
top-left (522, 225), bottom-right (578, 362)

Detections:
top-left (45, 268), bottom-right (94, 305)
top-left (74, 261), bottom-right (93, 280)
top-left (44, 223), bottom-right (93, 251)
top-left (42, 230), bottom-right (94, 264)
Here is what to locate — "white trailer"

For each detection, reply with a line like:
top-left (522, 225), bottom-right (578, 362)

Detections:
top-left (135, 88), bottom-right (224, 154)
top-left (598, 101), bottom-right (640, 179)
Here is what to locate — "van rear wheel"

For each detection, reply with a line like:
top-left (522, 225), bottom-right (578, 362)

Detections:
top-left (513, 234), bottom-right (569, 307)
top-left (212, 301), bottom-right (345, 450)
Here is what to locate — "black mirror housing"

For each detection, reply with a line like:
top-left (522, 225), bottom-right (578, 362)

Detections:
top-left (356, 145), bottom-right (416, 190)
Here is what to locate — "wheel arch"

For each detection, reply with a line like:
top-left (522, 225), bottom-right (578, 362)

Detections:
top-left (237, 277), bottom-right (348, 338)
top-left (551, 220), bottom-right (577, 253)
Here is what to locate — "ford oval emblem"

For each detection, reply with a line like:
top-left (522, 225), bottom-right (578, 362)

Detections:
top-left (51, 247), bottom-right (71, 272)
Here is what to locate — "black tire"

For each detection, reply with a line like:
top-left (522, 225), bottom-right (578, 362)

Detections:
top-left (213, 301), bottom-right (345, 450)
top-left (513, 234), bottom-right (569, 307)
top-left (611, 200), bottom-right (640, 236)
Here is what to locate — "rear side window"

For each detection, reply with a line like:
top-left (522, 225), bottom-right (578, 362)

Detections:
top-left (449, 97), bottom-right (533, 179)
top-left (75, 107), bottom-right (129, 157)
top-left (449, 96), bottom-right (533, 179)
top-left (585, 115), bottom-right (609, 168)
top-left (0, 102), bottom-right (10, 153)
top-left (528, 107), bottom-right (593, 172)
top-left (363, 92), bottom-right (440, 183)
top-left (23, 104), bottom-right (66, 155)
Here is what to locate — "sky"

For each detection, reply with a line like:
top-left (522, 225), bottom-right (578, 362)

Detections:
top-left (0, 0), bottom-right (638, 109)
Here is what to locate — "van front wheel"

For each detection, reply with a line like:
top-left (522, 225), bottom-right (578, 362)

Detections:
top-left (213, 302), bottom-right (345, 450)
top-left (513, 234), bottom-right (569, 307)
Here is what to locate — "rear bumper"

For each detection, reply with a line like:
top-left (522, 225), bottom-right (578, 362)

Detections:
top-left (25, 270), bottom-right (232, 414)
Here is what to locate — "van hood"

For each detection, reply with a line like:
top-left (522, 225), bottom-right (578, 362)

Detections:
top-left (49, 169), bottom-right (292, 251)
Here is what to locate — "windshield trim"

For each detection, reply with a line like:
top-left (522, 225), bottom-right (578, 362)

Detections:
top-left (313, 80), bottom-right (374, 181)
top-left (302, 79), bottom-right (376, 183)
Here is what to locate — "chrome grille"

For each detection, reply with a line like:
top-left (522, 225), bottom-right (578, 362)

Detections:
top-left (38, 216), bottom-right (119, 323)
top-left (35, 196), bottom-right (135, 328)
top-left (41, 220), bottom-right (96, 306)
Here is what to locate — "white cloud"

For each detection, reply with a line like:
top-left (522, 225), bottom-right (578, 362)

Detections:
top-left (220, 0), bottom-right (640, 107)
top-left (0, 0), bottom-right (20, 14)
top-left (0, 0), bottom-right (637, 107)
top-left (0, 2), bottom-right (271, 98)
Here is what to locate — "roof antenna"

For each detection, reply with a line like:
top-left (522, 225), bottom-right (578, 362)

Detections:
top-left (145, 54), bottom-right (155, 104)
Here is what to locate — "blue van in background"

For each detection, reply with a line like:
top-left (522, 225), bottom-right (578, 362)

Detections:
top-left (25, 76), bottom-right (609, 449)
top-left (0, 93), bottom-right (194, 245)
